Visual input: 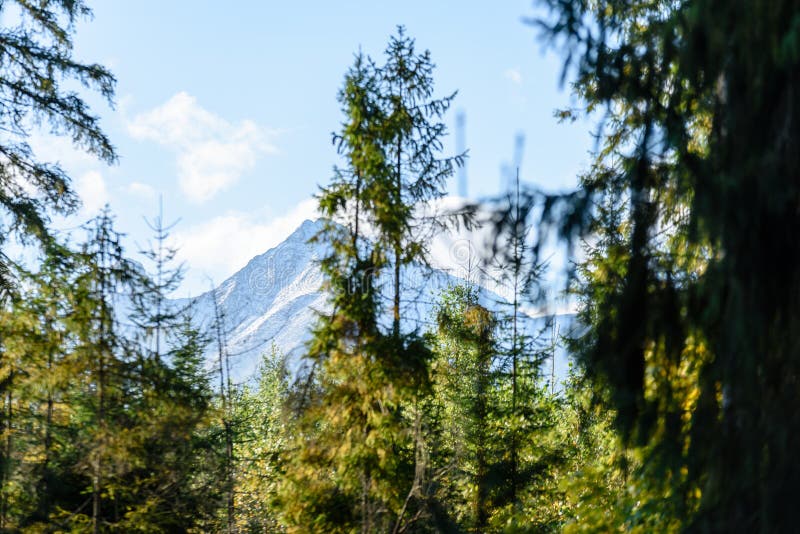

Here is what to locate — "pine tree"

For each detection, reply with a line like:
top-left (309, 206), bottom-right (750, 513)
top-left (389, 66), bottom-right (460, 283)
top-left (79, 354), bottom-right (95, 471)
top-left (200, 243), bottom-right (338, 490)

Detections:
top-left (0, 1), bottom-right (116, 290)
top-left (493, 169), bottom-right (546, 510)
top-left (12, 245), bottom-right (74, 527)
top-left (124, 202), bottom-right (223, 531)
top-left (131, 197), bottom-right (186, 365)
top-left (0, 207), bottom-right (224, 531)
top-left (0, 211), bottom-right (141, 531)
top-left (128, 312), bottom-right (222, 531)
top-left (276, 29), bottom-right (459, 532)
top-left (374, 26), bottom-right (464, 337)
top-left (45, 209), bottom-right (220, 532)
top-left (70, 210), bottom-right (138, 533)
top-left (536, 0), bottom-right (800, 530)
top-left (428, 284), bottom-right (497, 530)
top-left (0, 1), bottom-right (116, 521)
top-left (0, 245), bottom-right (90, 529)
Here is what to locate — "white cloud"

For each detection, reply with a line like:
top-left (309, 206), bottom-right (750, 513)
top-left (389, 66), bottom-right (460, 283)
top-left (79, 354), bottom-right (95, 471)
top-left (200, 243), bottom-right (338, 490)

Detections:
top-left (26, 130), bottom-right (114, 219)
top-left (75, 171), bottom-right (108, 214)
top-left (127, 181), bottom-right (156, 199)
top-left (29, 130), bottom-right (97, 169)
top-left (128, 92), bottom-right (276, 203)
top-left (172, 198), bottom-right (319, 295)
top-left (504, 68), bottom-right (523, 85)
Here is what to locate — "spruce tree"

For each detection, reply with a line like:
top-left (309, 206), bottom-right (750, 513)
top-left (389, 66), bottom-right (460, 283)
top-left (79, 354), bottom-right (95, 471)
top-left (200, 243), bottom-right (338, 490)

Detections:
top-left (428, 284), bottom-right (497, 530)
top-left (127, 312), bottom-right (222, 532)
top-left (0, 208), bottom-right (224, 531)
top-left (126, 203), bottom-right (223, 531)
top-left (10, 245), bottom-right (75, 527)
top-left (47, 209), bottom-right (220, 531)
top-left (0, 1), bottom-right (116, 519)
top-left (493, 170), bottom-right (546, 510)
top-left (278, 70), bottom-right (406, 529)
top-left (375, 26), bottom-right (463, 337)
top-left (277, 29), bottom-right (460, 532)
top-left (0, 1), bottom-right (116, 289)
top-left (535, 0), bottom-right (800, 530)
top-left (131, 198), bottom-right (186, 365)
top-left (70, 210), bottom-right (138, 533)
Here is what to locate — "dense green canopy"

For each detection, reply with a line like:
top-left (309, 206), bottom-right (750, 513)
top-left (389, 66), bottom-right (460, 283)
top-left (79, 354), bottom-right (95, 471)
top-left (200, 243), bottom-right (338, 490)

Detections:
top-left (536, 0), bottom-right (800, 530)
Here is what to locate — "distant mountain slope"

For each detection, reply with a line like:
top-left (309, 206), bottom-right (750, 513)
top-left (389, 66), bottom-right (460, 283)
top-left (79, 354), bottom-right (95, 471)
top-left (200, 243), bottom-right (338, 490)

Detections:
top-left (172, 219), bottom-right (325, 380)
top-left (174, 218), bottom-right (576, 383)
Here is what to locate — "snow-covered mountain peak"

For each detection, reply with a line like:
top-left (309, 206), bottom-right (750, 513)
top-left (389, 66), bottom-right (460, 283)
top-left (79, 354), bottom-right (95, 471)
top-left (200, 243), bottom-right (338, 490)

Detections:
top-left (232, 218), bottom-right (323, 283)
top-left (176, 217), bottom-right (574, 384)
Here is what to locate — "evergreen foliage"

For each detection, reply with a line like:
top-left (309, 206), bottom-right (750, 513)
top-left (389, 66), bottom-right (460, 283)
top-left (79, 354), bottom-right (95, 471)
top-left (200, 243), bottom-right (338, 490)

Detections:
top-left (0, 1), bottom-right (115, 291)
top-left (428, 285), bottom-right (498, 530)
top-left (0, 4), bottom-right (793, 532)
top-left (0, 210), bottom-right (221, 532)
top-left (426, 285), bottom-right (578, 533)
top-left (375, 27), bottom-right (464, 336)
top-left (276, 27), bottom-right (460, 532)
top-left (533, 0), bottom-right (800, 530)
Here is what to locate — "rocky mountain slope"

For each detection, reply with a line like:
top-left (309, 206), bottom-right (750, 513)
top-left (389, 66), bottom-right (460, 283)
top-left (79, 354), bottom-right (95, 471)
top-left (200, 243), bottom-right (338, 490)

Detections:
top-left (174, 218), bottom-right (576, 383)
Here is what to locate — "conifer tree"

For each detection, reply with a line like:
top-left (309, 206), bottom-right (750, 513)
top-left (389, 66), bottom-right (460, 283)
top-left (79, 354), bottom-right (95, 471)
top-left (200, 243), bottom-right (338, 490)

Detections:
top-left (128, 312), bottom-right (222, 531)
top-left (125, 203), bottom-right (223, 531)
top-left (0, 245), bottom-right (91, 529)
top-left (10, 245), bottom-right (74, 527)
top-left (0, 211), bottom-right (141, 530)
top-left (277, 29), bottom-right (460, 532)
top-left (493, 170), bottom-right (545, 510)
top-left (35, 209), bottom-right (221, 532)
top-left (0, 210), bottom-right (223, 531)
top-left (131, 198), bottom-right (185, 364)
top-left (535, 0), bottom-right (800, 530)
top-left (428, 284), bottom-right (497, 530)
top-left (374, 26), bottom-right (463, 337)
top-left (70, 210), bottom-right (138, 533)
top-left (0, 276), bottom-right (33, 528)
top-left (0, 1), bottom-right (116, 289)
top-left (0, 0), bottom-right (117, 513)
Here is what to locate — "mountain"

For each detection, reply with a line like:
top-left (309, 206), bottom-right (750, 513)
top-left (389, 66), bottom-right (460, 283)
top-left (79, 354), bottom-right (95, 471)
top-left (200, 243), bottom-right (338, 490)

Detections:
top-left (175, 218), bottom-right (576, 384)
top-left (172, 219), bottom-right (325, 380)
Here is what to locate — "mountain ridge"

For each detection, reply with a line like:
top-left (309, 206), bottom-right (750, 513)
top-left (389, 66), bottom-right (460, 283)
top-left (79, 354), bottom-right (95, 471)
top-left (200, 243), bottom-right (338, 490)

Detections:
top-left (174, 218), bottom-right (575, 383)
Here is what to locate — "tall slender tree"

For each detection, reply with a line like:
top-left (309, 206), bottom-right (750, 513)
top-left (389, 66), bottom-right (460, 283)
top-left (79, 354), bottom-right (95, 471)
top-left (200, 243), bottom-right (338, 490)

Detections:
top-left (13, 245), bottom-right (74, 526)
top-left (0, 2), bottom-right (116, 521)
top-left (496, 169), bottom-right (542, 507)
top-left (0, 206), bottom-right (225, 531)
top-left (428, 284), bottom-right (497, 530)
top-left (211, 285), bottom-right (236, 534)
top-left (131, 197), bottom-right (185, 364)
top-left (71, 210), bottom-right (136, 534)
top-left (374, 26), bottom-right (464, 337)
top-left (277, 28), bottom-right (461, 532)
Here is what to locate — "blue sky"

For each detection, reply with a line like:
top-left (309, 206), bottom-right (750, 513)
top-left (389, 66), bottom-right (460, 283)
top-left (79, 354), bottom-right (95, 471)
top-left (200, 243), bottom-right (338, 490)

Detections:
top-left (39, 1), bottom-right (595, 295)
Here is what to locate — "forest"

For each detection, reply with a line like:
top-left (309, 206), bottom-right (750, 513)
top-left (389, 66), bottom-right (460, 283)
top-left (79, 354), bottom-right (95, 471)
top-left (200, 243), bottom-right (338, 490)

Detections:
top-left (0, 0), bottom-right (798, 532)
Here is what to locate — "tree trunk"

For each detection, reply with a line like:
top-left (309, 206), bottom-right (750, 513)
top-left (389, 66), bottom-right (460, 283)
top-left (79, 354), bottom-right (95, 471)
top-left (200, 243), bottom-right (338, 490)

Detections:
top-left (393, 136), bottom-right (402, 337)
